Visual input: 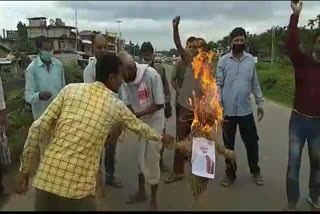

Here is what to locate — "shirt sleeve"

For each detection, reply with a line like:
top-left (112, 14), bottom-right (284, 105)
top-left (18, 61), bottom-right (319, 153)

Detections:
top-left (0, 75), bottom-right (6, 110)
top-left (20, 87), bottom-right (65, 173)
top-left (150, 69), bottom-right (165, 105)
top-left (118, 84), bottom-right (131, 106)
top-left (158, 65), bottom-right (171, 104)
top-left (83, 63), bottom-right (95, 83)
top-left (215, 58), bottom-right (224, 106)
top-left (117, 101), bottom-right (162, 141)
top-left (24, 64), bottom-right (40, 104)
top-left (171, 63), bottom-right (177, 81)
top-left (251, 66), bottom-right (264, 108)
top-left (285, 14), bottom-right (305, 67)
top-left (61, 64), bottom-right (66, 87)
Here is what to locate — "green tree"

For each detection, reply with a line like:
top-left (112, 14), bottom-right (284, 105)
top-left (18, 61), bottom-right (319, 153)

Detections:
top-left (15, 21), bottom-right (35, 53)
top-left (168, 48), bottom-right (178, 57)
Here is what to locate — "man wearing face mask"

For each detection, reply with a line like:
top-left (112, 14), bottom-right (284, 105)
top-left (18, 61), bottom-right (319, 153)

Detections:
top-left (25, 36), bottom-right (66, 121)
top-left (216, 27), bottom-right (264, 187)
top-left (284, 1), bottom-right (320, 211)
top-left (140, 41), bottom-right (172, 172)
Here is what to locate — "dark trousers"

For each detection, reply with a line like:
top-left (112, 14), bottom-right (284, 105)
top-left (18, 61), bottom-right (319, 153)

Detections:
top-left (173, 105), bottom-right (194, 174)
top-left (223, 113), bottom-right (260, 179)
top-left (34, 189), bottom-right (96, 211)
top-left (287, 111), bottom-right (320, 206)
top-left (105, 143), bottom-right (116, 184)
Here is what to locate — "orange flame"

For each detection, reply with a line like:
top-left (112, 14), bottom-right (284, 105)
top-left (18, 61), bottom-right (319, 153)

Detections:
top-left (190, 49), bottom-right (223, 138)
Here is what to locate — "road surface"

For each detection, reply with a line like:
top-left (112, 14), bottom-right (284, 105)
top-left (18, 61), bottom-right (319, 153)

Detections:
top-left (0, 65), bottom-right (313, 211)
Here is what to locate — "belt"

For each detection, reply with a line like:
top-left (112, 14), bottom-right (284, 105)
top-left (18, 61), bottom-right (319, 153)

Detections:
top-left (293, 108), bottom-right (320, 119)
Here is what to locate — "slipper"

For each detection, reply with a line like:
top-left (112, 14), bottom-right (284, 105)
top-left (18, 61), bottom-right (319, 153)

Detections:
top-left (307, 196), bottom-right (320, 210)
top-left (164, 174), bottom-right (184, 184)
top-left (220, 176), bottom-right (235, 187)
top-left (253, 174), bottom-right (264, 186)
top-left (284, 207), bottom-right (296, 212)
top-left (126, 193), bottom-right (147, 204)
top-left (106, 177), bottom-right (123, 188)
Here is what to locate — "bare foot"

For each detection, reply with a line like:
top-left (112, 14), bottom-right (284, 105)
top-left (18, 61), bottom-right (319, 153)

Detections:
top-left (126, 192), bottom-right (147, 204)
top-left (148, 202), bottom-right (158, 211)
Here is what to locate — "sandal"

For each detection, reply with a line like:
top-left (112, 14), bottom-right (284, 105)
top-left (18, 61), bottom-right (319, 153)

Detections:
top-left (164, 173), bottom-right (184, 184)
top-left (126, 192), bottom-right (147, 204)
top-left (253, 174), bottom-right (264, 186)
top-left (106, 177), bottom-right (123, 188)
top-left (220, 176), bottom-right (234, 187)
top-left (307, 196), bottom-right (320, 210)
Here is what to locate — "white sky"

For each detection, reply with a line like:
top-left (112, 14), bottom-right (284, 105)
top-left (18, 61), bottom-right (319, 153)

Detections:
top-left (0, 1), bottom-right (319, 50)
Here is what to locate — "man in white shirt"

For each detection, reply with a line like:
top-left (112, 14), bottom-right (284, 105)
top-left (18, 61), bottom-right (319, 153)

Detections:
top-left (0, 74), bottom-right (7, 194)
top-left (83, 34), bottom-right (122, 188)
top-left (118, 51), bottom-right (165, 211)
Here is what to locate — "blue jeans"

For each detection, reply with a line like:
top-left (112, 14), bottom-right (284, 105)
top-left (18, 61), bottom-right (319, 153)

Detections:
top-left (287, 111), bottom-right (320, 207)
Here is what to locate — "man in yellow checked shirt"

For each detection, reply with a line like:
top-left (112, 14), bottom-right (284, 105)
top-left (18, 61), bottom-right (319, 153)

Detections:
top-left (15, 53), bottom-right (174, 211)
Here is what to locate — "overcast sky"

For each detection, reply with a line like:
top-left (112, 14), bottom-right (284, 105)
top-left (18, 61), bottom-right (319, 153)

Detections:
top-left (0, 1), bottom-right (319, 50)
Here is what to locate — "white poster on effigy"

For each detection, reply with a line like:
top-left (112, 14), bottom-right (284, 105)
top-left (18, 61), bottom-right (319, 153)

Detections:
top-left (191, 137), bottom-right (215, 179)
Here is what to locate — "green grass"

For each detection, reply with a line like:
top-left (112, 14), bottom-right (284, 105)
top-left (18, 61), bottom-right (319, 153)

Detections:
top-left (256, 61), bottom-right (295, 107)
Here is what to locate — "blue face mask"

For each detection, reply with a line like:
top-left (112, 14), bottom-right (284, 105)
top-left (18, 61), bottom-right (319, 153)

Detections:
top-left (40, 50), bottom-right (53, 62)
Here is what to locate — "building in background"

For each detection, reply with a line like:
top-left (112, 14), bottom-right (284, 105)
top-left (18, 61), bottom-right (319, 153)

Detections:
top-left (106, 32), bottom-right (117, 54)
top-left (27, 17), bottom-right (77, 53)
top-left (1, 30), bottom-right (18, 49)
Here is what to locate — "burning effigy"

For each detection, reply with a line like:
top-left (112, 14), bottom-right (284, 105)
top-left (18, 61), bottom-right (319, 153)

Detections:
top-left (168, 48), bottom-right (236, 209)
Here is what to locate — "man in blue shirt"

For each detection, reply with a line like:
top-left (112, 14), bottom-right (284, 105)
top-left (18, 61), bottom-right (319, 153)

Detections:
top-left (216, 27), bottom-right (264, 187)
top-left (24, 36), bottom-right (66, 120)
top-left (24, 36), bottom-right (66, 174)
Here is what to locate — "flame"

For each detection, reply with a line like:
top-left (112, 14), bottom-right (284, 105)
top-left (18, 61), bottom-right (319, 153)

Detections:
top-left (190, 49), bottom-right (223, 138)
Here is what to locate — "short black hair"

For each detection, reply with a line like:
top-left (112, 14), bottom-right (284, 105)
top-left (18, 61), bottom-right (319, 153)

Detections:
top-left (187, 36), bottom-right (196, 44)
top-left (196, 37), bottom-right (207, 45)
top-left (141, 42), bottom-right (154, 54)
top-left (230, 27), bottom-right (247, 40)
top-left (91, 33), bottom-right (107, 44)
top-left (96, 53), bottom-right (122, 83)
top-left (35, 36), bottom-right (53, 50)
top-left (313, 30), bottom-right (320, 43)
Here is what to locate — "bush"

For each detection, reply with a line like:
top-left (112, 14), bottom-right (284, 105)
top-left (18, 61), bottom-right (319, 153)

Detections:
top-left (64, 60), bottom-right (83, 84)
top-left (256, 62), bottom-right (295, 106)
top-left (7, 108), bottom-right (33, 162)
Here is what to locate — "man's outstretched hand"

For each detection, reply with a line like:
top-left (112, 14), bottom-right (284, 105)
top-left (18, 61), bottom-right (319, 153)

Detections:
top-left (172, 16), bottom-right (180, 29)
top-left (291, 0), bottom-right (303, 15)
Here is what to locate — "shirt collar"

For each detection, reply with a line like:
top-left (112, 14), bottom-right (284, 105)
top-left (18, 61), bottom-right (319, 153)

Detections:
top-left (94, 81), bottom-right (116, 95)
top-left (36, 55), bottom-right (56, 67)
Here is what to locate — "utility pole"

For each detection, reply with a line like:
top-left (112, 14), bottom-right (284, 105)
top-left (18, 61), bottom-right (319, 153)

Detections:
top-left (75, 9), bottom-right (78, 51)
top-left (271, 27), bottom-right (275, 64)
top-left (116, 20), bottom-right (122, 52)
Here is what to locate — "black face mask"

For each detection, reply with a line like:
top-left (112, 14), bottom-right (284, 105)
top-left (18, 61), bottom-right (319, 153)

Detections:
top-left (232, 43), bottom-right (245, 53)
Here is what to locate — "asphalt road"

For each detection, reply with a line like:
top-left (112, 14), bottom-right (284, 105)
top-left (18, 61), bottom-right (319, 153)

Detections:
top-left (0, 65), bottom-right (313, 211)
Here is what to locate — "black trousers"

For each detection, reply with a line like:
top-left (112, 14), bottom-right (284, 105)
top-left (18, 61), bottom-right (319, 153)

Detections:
top-left (223, 113), bottom-right (261, 179)
top-left (104, 143), bottom-right (116, 184)
top-left (35, 189), bottom-right (96, 211)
